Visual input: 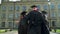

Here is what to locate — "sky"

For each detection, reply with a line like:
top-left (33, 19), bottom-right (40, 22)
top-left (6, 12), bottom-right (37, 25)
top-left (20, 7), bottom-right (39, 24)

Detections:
top-left (0, 0), bottom-right (20, 2)
top-left (9, 0), bottom-right (21, 1)
top-left (0, 0), bottom-right (1, 4)
top-left (0, 0), bottom-right (49, 4)
top-left (0, 0), bottom-right (21, 4)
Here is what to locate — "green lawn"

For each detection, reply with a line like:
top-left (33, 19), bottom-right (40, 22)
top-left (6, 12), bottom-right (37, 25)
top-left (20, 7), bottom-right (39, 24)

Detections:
top-left (52, 29), bottom-right (60, 33)
top-left (0, 29), bottom-right (16, 33)
top-left (0, 30), bottom-right (6, 33)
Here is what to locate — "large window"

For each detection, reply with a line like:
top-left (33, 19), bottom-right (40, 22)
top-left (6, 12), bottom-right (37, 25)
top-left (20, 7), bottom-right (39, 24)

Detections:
top-left (32, 0), bottom-right (36, 1)
top-left (1, 6), bottom-right (6, 11)
top-left (8, 22), bottom-right (13, 27)
top-left (43, 5), bottom-right (48, 10)
top-left (1, 22), bottom-right (5, 27)
top-left (58, 4), bottom-right (60, 9)
top-left (37, 5), bottom-right (40, 10)
top-left (0, 14), bottom-right (1, 19)
top-left (15, 13), bottom-right (20, 19)
top-left (22, 6), bottom-right (27, 11)
top-left (9, 6), bottom-right (14, 11)
top-left (2, 14), bottom-right (6, 18)
top-left (58, 11), bottom-right (60, 17)
top-left (58, 4), bottom-right (60, 17)
top-left (50, 12), bottom-right (56, 17)
top-left (51, 13), bottom-right (54, 17)
top-left (8, 14), bottom-right (13, 19)
top-left (55, 0), bottom-right (60, 2)
top-left (50, 3), bottom-right (55, 9)
top-left (15, 6), bottom-right (20, 11)
top-left (55, 21), bottom-right (60, 27)
top-left (2, 0), bottom-right (8, 2)
top-left (40, 0), bottom-right (48, 2)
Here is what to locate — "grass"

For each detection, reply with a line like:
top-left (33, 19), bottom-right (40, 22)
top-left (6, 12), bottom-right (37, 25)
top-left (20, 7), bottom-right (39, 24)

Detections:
top-left (0, 29), bottom-right (16, 33)
top-left (0, 30), bottom-right (6, 33)
top-left (52, 29), bottom-right (60, 33)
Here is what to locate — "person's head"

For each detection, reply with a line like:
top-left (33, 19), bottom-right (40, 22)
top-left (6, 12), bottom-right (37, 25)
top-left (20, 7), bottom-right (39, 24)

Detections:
top-left (31, 5), bottom-right (38, 11)
top-left (42, 11), bottom-right (47, 15)
top-left (21, 11), bottom-right (27, 16)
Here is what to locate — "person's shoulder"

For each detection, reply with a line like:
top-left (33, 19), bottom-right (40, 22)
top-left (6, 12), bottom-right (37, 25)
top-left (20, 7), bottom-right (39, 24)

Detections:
top-left (29, 10), bottom-right (34, 12)
top-left (37, 11), bottom-right (41, 14)
top-left (28, 11), bottom-right (34, 14)
top-left (26, 11), bottom-right (32, 15)
top-left (37, 11), bottom-right (43, 16)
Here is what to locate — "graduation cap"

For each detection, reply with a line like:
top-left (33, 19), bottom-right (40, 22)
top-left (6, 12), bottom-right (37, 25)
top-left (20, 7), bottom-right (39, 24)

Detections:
top-left (42, 11), bottom-right (47, 14)
top-left (21, 11), bottom-right (27, 15)
top-left (31, 5), bottom-right (37, 8)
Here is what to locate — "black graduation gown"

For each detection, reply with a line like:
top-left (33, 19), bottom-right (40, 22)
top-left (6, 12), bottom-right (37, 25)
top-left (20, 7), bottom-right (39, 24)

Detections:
top-left (24, 11), bottom-right (50, 34)
top-left (18, 17), bottom-right (28, 34)
top-left (41, 14), bottom-right (49, 34)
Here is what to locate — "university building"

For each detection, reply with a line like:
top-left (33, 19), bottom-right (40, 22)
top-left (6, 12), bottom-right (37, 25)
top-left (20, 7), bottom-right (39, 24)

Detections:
top-left (0, 0), bottom-right (60, 29)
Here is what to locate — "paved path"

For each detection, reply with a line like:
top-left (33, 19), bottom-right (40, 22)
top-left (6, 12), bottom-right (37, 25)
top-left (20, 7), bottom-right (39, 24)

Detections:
top-left (0, 31), bottom-right (58, 34)
top-left (50, 32), bottom-right (58, 34)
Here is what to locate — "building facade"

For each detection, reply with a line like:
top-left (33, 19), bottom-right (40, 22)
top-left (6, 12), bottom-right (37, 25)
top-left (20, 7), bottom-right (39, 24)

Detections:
top-left (0, 0), bottom-right (60, 29)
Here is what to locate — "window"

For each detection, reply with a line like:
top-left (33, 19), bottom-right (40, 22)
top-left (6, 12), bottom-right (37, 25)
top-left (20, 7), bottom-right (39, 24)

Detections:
top-left (58, 21), bottom-right (60, 26)
top-left (55, 21), bottom-right (60, 27)
top-left (0, 14), bottom-right (1, 19)
top-left (2, 14), bottom-right (6, 18)
top-left (15, 6), bottom-right (20, 11)
top-left (51, 13), bottom-right (54, 17)
top-left (9, 6), bottom-right (14, 11)
top-left (15, 13), bottom-right (20, 19)
top-left (27, 0), bottom-right (31, 1)
top-left (58, 11), bottom-right (60, 17)
top-left (13, 22), bottom-right (18, 28)
top-left (2, 6), bottom-right (6, 11)
top-left (50, 12), bottom-right (56, 17)
top-left (37, 5), bottom-right (40, 10)
top-left (50, 3), bottom-right (55, 9)
top-left (32, 0), bottom-right (36, 1)
top-left (2, 0), bottom-right (8, 2)
top-left (40, 0), bottom-right (48, 2)
top-left (43, 5), bottom-right (48, 10)
top-left (22, 0), bottom-right (27, 1)
top-left (22, 6), bottom-right (27, 11)
top-left (55, 0), bottom-right (60, 2)
top-left (9, 22), bottom-right (12, 27)
top-left (8, 14), bottom-right (13, 19)
top-left (53, 13), bottom-right (56, 17)
top-left (1, 22), bottom-right (5, 27)
top-left (58, 4), bottom-right (60, 17)
top-left (58, 4), bottom-right (60, 9)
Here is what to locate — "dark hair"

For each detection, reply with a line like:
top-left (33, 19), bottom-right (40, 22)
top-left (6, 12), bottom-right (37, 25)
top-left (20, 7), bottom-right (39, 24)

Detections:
top-left (21, 11), bottom-right (27, 16)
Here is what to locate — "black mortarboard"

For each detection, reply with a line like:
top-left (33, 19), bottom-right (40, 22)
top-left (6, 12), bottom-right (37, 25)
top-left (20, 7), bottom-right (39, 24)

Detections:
top-left (42, 11), bottom-right (47, 14)
top-left (31, 5), bottom-right (37, 8)
top-left (21, 11), bottom-right (27, 15)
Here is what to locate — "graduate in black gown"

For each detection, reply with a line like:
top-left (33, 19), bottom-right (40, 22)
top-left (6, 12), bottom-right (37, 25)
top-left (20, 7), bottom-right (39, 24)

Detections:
top-left (18, 11), bottom-right (27, 34)
top-left (41, 11), bottom-right (50, 34)
top-left (23, 5), bottom-right (50, 34)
